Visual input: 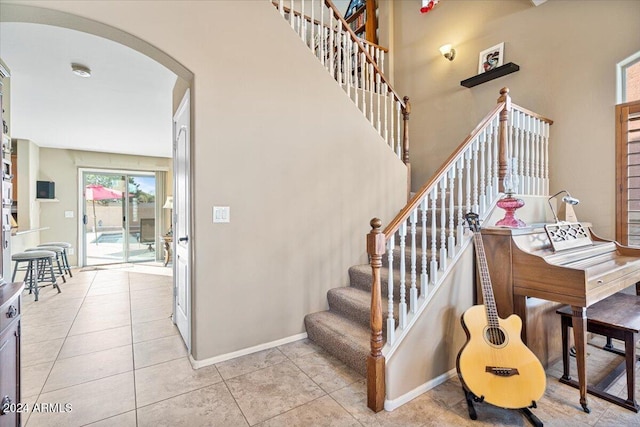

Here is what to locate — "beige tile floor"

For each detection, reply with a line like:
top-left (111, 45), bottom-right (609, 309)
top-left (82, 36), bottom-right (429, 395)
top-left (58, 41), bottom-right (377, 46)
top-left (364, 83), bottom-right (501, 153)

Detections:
top-left (16, 267), bottom-right (640, 426)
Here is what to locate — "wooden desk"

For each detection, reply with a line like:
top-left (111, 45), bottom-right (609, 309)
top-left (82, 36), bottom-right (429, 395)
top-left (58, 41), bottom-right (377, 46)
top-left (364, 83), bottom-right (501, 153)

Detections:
top-left (161, 235), bottom-right (172, 266)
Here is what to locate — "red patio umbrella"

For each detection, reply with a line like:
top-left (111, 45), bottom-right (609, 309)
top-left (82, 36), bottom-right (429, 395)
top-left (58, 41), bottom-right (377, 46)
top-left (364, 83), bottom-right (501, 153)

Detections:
top-left (85, 184), bottom-right (123, 245)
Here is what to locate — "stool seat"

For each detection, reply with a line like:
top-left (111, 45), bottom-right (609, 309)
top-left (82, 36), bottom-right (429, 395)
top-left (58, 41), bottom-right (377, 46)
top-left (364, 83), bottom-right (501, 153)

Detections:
top-left (39, 242), bottom-right (71, 249)
top-left (12, 250), bottom-right (61, 301)
top-left (13, 250), bottom-right (56, 260)
top-left (557, 292), bottom-right (640, 412)
top-left (27, 246), bottom-right (63, 254)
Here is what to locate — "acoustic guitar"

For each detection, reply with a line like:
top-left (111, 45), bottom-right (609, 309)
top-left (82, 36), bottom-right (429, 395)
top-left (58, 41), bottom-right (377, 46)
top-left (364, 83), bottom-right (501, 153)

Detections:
top-left (456, 212), bottom-right (546, 410)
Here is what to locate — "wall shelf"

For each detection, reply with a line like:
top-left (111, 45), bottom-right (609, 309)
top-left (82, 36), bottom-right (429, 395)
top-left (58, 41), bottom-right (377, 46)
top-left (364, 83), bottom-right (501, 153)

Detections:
top-left (461, 62), bottom-right (520, 88)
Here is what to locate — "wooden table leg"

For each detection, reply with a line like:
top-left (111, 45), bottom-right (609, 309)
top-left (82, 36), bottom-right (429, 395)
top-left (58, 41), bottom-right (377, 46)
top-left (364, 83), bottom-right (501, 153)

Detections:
top-left (625, 331), bottom-right (637, 407)
top-left (571, 305), bottom-right (590, 413)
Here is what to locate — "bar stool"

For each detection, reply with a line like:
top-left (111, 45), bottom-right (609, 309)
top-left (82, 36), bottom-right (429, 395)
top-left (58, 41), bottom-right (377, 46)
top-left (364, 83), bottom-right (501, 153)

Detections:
top-left (12, 250), bottom-right (61, 301)
top-left (26, 246), bottom-right (67, 283)
top-left (38, 242), bottom-right (73, 277)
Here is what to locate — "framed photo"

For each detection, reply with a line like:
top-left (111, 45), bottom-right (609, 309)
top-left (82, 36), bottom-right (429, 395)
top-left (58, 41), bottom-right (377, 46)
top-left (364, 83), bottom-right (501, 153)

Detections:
top-left (478, 43), bottom-right (504, 74)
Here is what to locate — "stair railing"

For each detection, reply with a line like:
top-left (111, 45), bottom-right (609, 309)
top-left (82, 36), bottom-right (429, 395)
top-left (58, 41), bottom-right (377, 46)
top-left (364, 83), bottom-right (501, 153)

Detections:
top-left (274, 0), bottom-right (411, 187)
top-left (366, 88), bottom-right (554, 412)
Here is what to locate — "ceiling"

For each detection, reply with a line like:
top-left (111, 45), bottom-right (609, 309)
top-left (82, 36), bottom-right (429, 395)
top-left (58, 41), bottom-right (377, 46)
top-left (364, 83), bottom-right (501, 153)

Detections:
top-left (0, 22), bottom-right (177, 158)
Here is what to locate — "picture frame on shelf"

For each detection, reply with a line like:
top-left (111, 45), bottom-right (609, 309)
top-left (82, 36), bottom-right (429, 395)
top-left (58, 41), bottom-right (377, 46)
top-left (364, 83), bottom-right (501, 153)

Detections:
top-left (478, 42), bottom-right (504, 74)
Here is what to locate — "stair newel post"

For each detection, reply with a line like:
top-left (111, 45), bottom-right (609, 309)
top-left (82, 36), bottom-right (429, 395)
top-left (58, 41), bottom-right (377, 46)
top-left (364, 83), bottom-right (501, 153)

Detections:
top-left (497, 87), bottom-right (512, 193)
top-left (402, 96), bottom-right (412, 199)
top-left (367, 218), bottom-right (386, 412)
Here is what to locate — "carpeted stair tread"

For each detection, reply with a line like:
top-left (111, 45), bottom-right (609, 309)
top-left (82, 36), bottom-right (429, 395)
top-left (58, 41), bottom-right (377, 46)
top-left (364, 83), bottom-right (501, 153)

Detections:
top-left (304, 310), bottom-right (372, 376)
top-left (327, 286), bottom-right (398, 331)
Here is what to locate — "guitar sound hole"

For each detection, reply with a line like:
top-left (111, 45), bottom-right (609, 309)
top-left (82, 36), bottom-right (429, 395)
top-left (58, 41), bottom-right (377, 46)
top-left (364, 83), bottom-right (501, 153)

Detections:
top-left (485, 327), bottom-right (506, 346)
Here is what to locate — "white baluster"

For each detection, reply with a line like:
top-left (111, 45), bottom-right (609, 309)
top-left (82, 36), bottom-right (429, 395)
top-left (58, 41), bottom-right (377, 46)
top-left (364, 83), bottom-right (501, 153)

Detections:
top-left (336, 31), bottom-right (342, 86)
top-left (353, 41), bottom-right (358, 106)
top-left (486, 125), bottom-right (494, 203)
top-left (479, 131), bottom-right (486, 213)
top-left (516, 111), bottom-right (524, 194)
top-left (290, 0), bottom-right (294, 29)
top-left (386, 236), bottom-right (395, 345)
top-left (430, 189), bottom-right (438, 284)
top-left (420, 197), bottom-right (428, 295)
top-left (361, 52), bottom-right (366, 115)
top-left (448, 168), bottom-right (456, 258)
top-left (319, 7), bottom-right (325, 67)
top-left (544, 121), bottom-right (550, 194)
top-left (300, 0), bottom-right (305, 41)
top-left (369, 63), bottom-right (374, 125)
top-left (456, 157), bottom-right (464, 247)
top-left (399, 221), bottom-right (407, 329)
top-left (472, 141), bottom-right (479, 213)
top-left (410, 210), bottom-right (418, 313)
top-left (383, 84), bottom-right (389, 147)
top-left (524, 114), bottom-right (531, 195)
top-left (310, 0), bottom-right (315, 53)
top-left (279, 0), bottom-right (284, 16)
top-left (439, 179), bottom-right (447, 270)
top-left (530, 117), bottom-right (536, 195)
top-left (492, 117), bottom-right (500, 198)
top-left (396, 101), bottom-right (402, 158)
top-left (376, 73), bottom-right (381, 134)
top-left (328, 14), bottom-right (334, 77)
top-left (465, 148), bottom-right (472, 212)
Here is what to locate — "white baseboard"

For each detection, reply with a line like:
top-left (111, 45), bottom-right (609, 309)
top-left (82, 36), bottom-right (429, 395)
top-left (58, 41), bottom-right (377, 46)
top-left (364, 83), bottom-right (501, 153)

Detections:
top-left (188, 332), bottom-right (308, 369)
top-left (384, 369), bottom-right (457, 412)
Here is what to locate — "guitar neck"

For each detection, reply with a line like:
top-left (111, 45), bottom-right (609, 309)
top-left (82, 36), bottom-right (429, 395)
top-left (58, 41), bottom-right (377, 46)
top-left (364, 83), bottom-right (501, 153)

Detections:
top-left (472, 231), bottom-right (500, 328)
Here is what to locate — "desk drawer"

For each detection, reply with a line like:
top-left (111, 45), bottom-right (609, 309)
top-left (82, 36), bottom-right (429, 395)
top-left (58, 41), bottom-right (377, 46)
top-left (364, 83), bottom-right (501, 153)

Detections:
top-left (0, 292), bottom-right (19, 335)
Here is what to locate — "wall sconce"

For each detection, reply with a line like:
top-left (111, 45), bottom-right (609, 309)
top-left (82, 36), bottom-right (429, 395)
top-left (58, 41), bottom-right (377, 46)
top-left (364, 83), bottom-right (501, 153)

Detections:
top-left (547, 190), bottom-right (580, 223)
top-left (439, 44), bottom-right (456, 61)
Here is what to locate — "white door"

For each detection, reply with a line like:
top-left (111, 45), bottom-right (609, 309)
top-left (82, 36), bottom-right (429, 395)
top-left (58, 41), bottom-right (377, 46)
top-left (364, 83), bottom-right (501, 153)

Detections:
top-left (173, 90), bottom-right (191, 349)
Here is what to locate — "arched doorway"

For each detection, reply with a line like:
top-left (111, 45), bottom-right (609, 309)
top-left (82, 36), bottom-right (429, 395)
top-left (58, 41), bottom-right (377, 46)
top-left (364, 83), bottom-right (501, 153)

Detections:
top-left (0, 3), bottom-right (193, 349)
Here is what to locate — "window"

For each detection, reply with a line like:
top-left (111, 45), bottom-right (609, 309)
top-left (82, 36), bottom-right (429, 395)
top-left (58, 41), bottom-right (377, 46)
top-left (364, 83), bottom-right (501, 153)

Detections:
top-left (618, 51), bottom-right (640, 104)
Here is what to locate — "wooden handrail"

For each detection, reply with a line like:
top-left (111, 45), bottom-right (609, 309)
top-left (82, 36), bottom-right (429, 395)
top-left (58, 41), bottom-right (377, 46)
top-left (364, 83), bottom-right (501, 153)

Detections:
top-left (512, 103), bottom-right (554, 125)
top-left (383, 101), bottom-right (505, 238)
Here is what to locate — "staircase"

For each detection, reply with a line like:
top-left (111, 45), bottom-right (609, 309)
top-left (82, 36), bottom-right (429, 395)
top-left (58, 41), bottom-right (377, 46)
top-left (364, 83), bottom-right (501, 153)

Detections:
top-left (305, 258), bottom-right (405, 375)
top-left (273, 0), bottom-right (555, 413)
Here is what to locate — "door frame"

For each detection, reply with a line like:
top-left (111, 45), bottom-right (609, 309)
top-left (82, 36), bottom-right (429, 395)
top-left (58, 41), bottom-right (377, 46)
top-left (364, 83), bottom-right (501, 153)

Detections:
top-left (77, 167), bottom-right (160, 267)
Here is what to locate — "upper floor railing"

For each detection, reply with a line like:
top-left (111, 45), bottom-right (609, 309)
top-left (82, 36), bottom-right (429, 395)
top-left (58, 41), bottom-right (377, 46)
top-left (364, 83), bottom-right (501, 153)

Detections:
top-left (274, 0), bottom-right (411, 188)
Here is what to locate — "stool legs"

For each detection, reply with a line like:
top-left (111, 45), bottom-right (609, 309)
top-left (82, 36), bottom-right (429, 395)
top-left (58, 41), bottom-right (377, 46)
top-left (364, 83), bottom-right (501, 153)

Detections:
top-left (61, 249), bottom-right (72, 277)
top-left (13, 256), bottom-right (61, 301)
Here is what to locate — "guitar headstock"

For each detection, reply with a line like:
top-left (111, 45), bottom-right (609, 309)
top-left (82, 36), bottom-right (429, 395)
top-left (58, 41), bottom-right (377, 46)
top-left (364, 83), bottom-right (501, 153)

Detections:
top-left (464, 212), bottom-right (481, 233)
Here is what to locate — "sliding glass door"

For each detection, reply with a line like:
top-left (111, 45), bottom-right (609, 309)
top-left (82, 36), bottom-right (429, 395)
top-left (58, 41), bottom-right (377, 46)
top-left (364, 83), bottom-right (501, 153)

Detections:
top-left (83, 171), bottom-right (157, 266)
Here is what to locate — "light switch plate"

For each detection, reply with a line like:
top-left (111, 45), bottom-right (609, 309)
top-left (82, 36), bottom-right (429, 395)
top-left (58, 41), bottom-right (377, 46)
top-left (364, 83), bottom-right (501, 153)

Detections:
top-left (213, 206), bottom-right (230, 223)
top-left (65, 211), bottom-right (74, 218)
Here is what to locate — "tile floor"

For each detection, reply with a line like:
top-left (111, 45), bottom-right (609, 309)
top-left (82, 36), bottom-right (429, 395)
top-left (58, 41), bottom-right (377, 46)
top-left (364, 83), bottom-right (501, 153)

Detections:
top-left (16, 266), bottom-right (640, 426)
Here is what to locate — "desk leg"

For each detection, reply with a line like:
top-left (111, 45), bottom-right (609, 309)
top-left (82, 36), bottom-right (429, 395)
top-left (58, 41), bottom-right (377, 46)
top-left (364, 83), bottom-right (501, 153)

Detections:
top-left (571, 305), bottom-right (590, 413)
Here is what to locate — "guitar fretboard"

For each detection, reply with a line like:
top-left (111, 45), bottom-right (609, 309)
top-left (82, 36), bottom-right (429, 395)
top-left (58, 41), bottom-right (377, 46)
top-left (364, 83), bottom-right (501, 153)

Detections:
top-left (472, 232), bottom-right (500, 330)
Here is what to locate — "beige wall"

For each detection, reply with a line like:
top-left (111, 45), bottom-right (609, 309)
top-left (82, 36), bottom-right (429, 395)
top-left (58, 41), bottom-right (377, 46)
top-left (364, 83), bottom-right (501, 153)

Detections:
top-left (1, 1), bottom-right (408, 361)
top-left (391, 0), bottom-right (640, 239)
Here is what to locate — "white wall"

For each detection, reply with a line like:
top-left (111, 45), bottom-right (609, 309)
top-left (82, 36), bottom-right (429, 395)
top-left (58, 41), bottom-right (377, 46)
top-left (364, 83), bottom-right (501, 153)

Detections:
top-left (1, 1), bottom-right (408, 361)
top-left (391, 0), bottom-right (640, 239)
